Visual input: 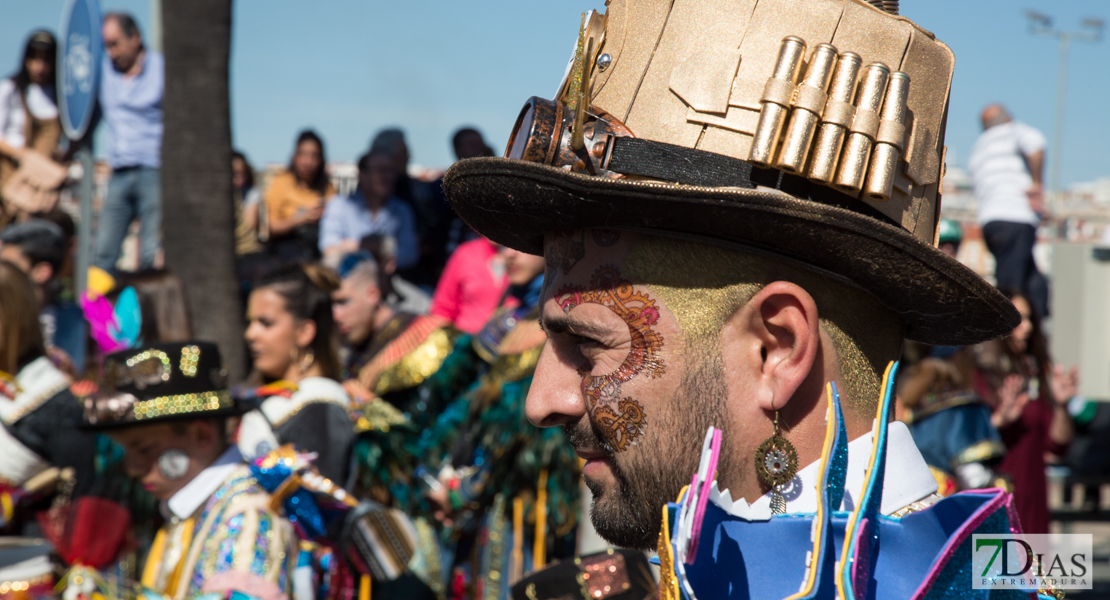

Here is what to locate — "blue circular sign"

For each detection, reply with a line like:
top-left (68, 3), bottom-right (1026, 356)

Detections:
top-left (58, 0), bottom-right (102, 140)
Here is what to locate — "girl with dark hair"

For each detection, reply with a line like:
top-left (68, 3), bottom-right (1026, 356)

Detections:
top-left (973, 289), bottom-right (1080, 533)
top-left (263, 130), bottom-right (335, 262)
top-left (0, 31), bottom-right (63, 220)
top-left (239, 262), bottom-right (354, 483)
top-left (0, 261), bottom-right (97, 519)
top-left (231, 151), bottom-right (273, 290)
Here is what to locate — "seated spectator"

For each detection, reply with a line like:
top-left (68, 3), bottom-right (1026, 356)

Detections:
top-left (1, 219), bottom-right (86, 373)
top-left (444, 127), bottom-right (494, 253)
top-left (370, 128), bottom-right (449, 285)
top-left (430, 236), bottom-right (508, 334)
top-left (264, 130), bottom-right (334, 262)
top-left (319, 149), bottom-right (418, 270)
top-left (231, 150), bottom-right (272, 290)
top-left (359, 233), bottom-right (430, 315)
top-left (972, 290), bottom-right (1079, 533)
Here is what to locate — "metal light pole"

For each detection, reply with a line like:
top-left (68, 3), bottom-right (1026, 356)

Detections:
top-left (1025, 12), bottom-right (1104, 196)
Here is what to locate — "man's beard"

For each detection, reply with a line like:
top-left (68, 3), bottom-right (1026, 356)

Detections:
top-left (565, 345), bottom-right (730, 550)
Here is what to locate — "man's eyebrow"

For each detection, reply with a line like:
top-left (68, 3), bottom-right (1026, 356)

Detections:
top-left (540, 313), bottom-right (616, 339)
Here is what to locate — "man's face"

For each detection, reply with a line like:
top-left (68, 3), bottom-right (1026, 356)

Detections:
top-left (359, 154), bottom-right (397, 201)
top-left (102, 19), bottom-right (142, 73)
top-left (332, 276), bottom-right (380, 345)
top-left (528, 229), bottom-right (729, 550)
top-left (110, 422), bottom-right (212, 500)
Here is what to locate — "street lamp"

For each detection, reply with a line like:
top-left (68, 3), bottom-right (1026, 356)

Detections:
top-left (1025, 11), bottom-right (1103, 196)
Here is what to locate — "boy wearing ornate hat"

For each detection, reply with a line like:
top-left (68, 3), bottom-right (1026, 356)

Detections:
top-left (442, 0), bottom-right (1056, 597)
top-left (83, 342), bottom-right (294, 600)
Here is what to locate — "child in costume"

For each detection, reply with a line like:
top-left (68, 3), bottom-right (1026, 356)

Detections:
top-left (82, 341), bottom-right (295, 600)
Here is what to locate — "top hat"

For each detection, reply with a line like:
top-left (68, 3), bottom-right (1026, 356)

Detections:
top-left (442, 0), bottom-right (1018, 345)
top-left (82, 342), bottom-right (242, 429)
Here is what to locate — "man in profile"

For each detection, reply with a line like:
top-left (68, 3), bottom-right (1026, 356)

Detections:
top-left (442, 1), bottom-right (1024, 596)
top-left (96, 12), bottom-right (164, 273)
top-left (968, 104), bottom-right (1049, 318)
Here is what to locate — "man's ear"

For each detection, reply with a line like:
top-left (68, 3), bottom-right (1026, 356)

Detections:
top-left (365, 282), bottom-right (382, 306)
top-left (733, 281), bottom-right (820, 412)
top-left (30, 262), bottom-right (53, 286)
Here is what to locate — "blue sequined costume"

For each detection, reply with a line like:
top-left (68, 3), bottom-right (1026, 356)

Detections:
top-left (141, 465), bottom-right (294, 600)
top-left (659, 363), bottom-right (1056, 600)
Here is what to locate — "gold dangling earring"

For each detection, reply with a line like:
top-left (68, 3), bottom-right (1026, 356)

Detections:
top-left (755, 396), bottom-right (798, 515)
top-left (298, 348), bottom-right (316, 375)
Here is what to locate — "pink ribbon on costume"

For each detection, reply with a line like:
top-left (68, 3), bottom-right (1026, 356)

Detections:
top-left (685, 428), bottom-right (722, 563)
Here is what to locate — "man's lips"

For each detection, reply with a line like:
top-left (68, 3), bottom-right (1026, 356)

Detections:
top-left (576, 447), bottom-right (613, 475)
top-left (575, 447), bottom-right (609, 462)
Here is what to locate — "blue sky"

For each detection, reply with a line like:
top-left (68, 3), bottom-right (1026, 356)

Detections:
top-left (2, 0), bottom-right (1107, 188)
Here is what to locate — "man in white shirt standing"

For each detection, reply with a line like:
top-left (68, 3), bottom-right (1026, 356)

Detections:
top-left (95, 13), bottom-right (164, 273)
top-left (968, 104), bottom-right (1050, 318)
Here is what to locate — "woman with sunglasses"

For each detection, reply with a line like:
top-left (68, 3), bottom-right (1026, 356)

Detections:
top-left (0, 31), bottom-right (63, 222)
top-left (239, 263), bottom-right (354, 484)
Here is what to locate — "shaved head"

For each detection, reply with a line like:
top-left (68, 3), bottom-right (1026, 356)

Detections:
top-left (981, 104), bottom-right (1011, 130)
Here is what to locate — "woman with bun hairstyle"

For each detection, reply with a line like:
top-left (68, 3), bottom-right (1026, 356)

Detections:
top-left (239, 262), bottom-right (354, 484)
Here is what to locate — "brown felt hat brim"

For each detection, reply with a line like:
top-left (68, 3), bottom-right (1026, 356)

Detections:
top-left (443, 157), bottom-right (1018, 346)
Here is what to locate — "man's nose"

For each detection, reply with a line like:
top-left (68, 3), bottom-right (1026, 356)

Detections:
top-left (526, 343), bottom-right (588, 428)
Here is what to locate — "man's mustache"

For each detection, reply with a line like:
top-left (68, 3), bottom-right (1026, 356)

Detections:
top-left (563, 419), bottom-right (613, 456)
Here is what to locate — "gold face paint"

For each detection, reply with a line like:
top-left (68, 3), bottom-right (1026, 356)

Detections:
top-left (623, 234), bottom-right (903, 413)
top-left (555, 265), bottom-right (665, 451)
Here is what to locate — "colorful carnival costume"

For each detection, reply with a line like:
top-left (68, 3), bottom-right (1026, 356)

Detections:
top-left (347, 312), bottom-right (459, 509)
top-left (436, 0), bottom-right (1047, 594)
top-left (900, 347), bottom-right (1008, 495)
top-left (657, 366), bottom-right (1055, 599)
top-left (82, 342), bottom-right (297, 600)
top-left (417, 279), bottom-right (581, 600)
top-left (0, 356), bottom-right (97, 529)
top-left (236, 377), bottom-right (354, 484)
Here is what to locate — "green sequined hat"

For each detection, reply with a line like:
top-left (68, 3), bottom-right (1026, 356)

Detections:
top-left (82, 342), bottom-right (243, 429)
